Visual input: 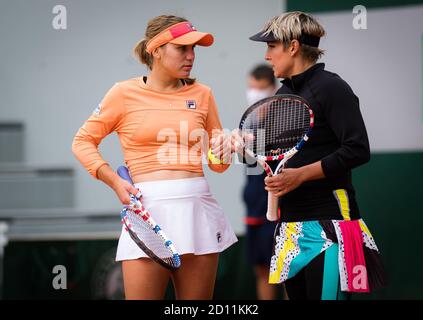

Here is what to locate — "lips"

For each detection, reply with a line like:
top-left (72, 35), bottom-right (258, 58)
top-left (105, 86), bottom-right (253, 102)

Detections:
top-left (182, 65), bottom-right (193, 70)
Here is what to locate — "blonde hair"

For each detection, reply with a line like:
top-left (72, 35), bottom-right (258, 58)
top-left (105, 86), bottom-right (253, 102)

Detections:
top-left (263, 11), bottom-right (325, 62)
top-left (133, 15), bottom-right (195, 84)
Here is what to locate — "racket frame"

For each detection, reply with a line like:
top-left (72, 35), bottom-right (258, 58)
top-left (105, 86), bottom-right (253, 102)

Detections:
top-left (238, 94), bottom-right (314, 221)
top-left (117, 166), bottom-right (181, 270)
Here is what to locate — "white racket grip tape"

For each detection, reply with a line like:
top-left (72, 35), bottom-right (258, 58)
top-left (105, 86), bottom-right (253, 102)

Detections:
top-left (266, 192), bottom-right (279, 221)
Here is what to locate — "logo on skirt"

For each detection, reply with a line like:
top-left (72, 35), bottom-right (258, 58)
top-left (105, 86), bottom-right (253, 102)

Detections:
top-left (216, 232), bottom-right (222, 243)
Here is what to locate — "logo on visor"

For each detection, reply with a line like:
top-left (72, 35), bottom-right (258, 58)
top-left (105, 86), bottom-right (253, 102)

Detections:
top-left (186, 100), bottom-right (196, 109)
top-left (187, 23), bottom-right (196, 31)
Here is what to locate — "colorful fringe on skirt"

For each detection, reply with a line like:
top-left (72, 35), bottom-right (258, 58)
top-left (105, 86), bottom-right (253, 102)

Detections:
top-left (269, 190), bottom-right (387, 293)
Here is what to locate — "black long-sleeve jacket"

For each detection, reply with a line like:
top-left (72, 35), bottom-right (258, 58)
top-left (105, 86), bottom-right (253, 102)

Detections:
top-left (276, 63), bottom-right (370, 221)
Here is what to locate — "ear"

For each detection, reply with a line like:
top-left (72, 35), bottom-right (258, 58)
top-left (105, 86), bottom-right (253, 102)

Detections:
top-left (151, 47), bottom-right (161, 60)
top-left (289, 40), bottom-right (301, 57)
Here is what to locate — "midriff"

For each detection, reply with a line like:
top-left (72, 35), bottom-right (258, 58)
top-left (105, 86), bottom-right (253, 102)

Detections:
top-left (132, 170), bottom-right (204, 183)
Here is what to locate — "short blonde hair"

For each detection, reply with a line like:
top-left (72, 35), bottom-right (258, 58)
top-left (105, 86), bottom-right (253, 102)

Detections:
top-left (263, 11), bottom-right (325, 62)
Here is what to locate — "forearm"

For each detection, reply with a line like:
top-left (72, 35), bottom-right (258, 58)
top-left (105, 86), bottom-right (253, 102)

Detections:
top-left (299, 160), bottom-right (325, 183)
top-left (72, 131), bottom-right (108, 179)
top-left (321, 144), bottom-right (370, 178)
top-left (96, 164), bottom-right (141, 205)
top-left (96, 164), bottom-right (120, 190)
top-left (265, 161), bottom-right (325, 197)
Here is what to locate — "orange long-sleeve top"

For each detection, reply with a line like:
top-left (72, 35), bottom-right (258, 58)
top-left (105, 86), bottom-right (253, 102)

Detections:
top-left (72, 77), bottom-right (230, 179)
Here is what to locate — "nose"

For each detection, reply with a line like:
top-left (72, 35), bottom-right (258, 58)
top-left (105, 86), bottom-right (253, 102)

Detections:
top-left (265, 49), bottom-right (271, 61)
top-left (186, 46), bottom-right (195, 61)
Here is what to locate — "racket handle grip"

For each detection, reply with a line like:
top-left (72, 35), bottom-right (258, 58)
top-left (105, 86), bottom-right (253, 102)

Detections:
top-left (117, 166), bottom-right (133, 184)
top-left (266, 193), bottom-right (279, 221)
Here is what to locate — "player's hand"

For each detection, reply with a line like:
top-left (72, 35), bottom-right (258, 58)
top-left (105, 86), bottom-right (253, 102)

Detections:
top-left (230, 129), bottom-right (254, 154)
top-left (264, 168), bottom-right (305, 197)
top-left (210, 130), bottom-right (232, 164)
top-left (113, 177), bottom-right (142, 205)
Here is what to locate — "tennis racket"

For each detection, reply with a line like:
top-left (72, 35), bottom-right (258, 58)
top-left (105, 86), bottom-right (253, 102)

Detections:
top-left (237, 94), bottom-right (314, 221)
top-left (117, 166), bottom-right (181, 270)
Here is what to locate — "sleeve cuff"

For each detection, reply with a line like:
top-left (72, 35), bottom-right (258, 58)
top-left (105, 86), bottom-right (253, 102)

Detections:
top-left (208, 162), bottom-right (230, 173)
top-left (92, 161), bottom-right (109, 179)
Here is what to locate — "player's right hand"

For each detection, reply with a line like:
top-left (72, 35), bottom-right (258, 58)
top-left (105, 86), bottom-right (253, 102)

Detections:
top-left (113, 178), bottom-right (142, 205)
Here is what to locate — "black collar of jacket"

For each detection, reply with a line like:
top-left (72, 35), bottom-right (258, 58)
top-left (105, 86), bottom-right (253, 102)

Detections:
top-left (281, 63), bottom-right (325, 92)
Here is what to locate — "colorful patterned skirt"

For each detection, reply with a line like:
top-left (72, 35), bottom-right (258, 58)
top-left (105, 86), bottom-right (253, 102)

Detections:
top-left (269, 191), bottom-right (387, 293)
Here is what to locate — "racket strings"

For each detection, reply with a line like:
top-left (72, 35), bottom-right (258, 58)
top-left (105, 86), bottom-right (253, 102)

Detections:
top-left (124, 208), bottom-right (176, 263)
top-left (241, 98), bottom-right (310, 157)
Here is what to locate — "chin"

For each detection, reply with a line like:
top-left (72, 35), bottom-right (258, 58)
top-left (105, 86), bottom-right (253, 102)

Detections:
top-left (274, 72), bottom-right (283, 79)
top-left (272, 69), bottom-right (281, 79)
top-left (179, 70), bottom-right (191, 77)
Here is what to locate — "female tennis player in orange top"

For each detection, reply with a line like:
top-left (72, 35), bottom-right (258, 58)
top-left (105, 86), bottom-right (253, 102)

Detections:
top-left (72, 15), bottom-right (237, 300)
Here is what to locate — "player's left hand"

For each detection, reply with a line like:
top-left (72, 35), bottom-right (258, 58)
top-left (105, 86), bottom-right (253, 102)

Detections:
top-left (210, 130), bottom-right (232, 164)
top-left (264, 168), bottom-right (305, 197)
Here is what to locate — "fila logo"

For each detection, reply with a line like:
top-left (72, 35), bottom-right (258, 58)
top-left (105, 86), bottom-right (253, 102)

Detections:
top-left (186, 100), bottom-right (196, 109)
top-left (216, 232), bottom-right (222, 243)
top-left (187, 23), bottom-right (196, 31)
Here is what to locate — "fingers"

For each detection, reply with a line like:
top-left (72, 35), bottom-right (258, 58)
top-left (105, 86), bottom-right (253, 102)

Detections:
top-left (128, 185), bottom-right (136, 193)
top-left (211, 133), bottom-right (232, 159)
top-left (274, 189), bottom-right (287, 197)
top-left (264, 175), bottom-right (280, 186)
top-left (264, 176), bottom-right (271, 184)
top-left (230, 129), bottom-right (243, 151)
top-left (209, 129), bottom-right (259, 163)
top-left (265, 186), bottom-right (280, 193)
top-left (210, 134), bottom-right (222, 155)
top-left (264, 176), bottom-right (280, 193)
top-left (210, 129), bottom-right (256, 159)
top-left (121, 190), bottom-right (141, 206)
top-left (117, 180), bottom-right (142, 205)
top-left (221, 149), bottom-right (232, 164)
top-left (264, 168), bottom-right (303, 197)
top-left (130, 186), bottom-right (142, 199)
top-left (123, 182), bottom-right (140, 197)
top-left (275, 190), bottom-right (286, 197)
top-left (242, 132), bottom-right (255, 145)
top-left (265, 176), bottom-right (296, 196)
top-left (265, 185), bottom-right (288, 197)
top-left (121, 193), bottom-right (131, 205)
top-left (231, 129), bottom-right (255, 153)
top-left (264, 174), bottom-right (286, 195)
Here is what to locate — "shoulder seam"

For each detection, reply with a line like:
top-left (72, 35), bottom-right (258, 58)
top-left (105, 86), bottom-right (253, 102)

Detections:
top-left (113, 82), bottom-right (127, 129)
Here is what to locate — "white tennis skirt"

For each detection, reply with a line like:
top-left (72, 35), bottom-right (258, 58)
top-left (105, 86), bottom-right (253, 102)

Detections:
top-left (115, 176), bottom-right (238, 261)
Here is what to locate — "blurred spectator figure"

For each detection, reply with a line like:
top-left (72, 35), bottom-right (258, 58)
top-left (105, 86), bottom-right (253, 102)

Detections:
top-left (246, 64), bottom-right (277, 106)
